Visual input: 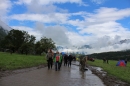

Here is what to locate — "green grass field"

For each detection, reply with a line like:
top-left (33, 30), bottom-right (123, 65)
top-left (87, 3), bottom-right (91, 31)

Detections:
top-left (0, 52), bottom-right (47, 70)
top-left (88, 59), bottom-right (130, 84)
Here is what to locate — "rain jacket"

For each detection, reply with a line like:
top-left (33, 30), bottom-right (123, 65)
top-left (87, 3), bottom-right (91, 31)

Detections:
top-left (46, 52), bottom-right (53, 60)
top-left (54, 54), bottom-right (62, 63)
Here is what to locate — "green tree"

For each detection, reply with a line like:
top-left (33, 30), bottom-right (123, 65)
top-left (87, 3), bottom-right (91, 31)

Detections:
top-left (19, 34), bottom-right (36, 55)
top-left (35, 41), bottom-right (42, 55)
top-left (35, 37), bottom-right (55, 55)
top-left (4, 29), bottom-right (25, 52)
top-left (3, 29), bottom-right (36, 54)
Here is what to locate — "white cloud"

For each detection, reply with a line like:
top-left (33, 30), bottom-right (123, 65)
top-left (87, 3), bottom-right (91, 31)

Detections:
top-left (15, 0), bottom-right (84, 5)
top-left (0, 0), bottom-right (12, 20)
top-left (14, 0), bottom-right (88, 15)
top-left (67, 8), bottom-right (130, 38)
top-left (68, 7), bottom-right (130, 28)
top-left (9, 13), bottom-right (70, 24)
top-left (91, 7), bottom-right (130, 21)
top-left (27, 3), bottom-right (57, 13)
top-left (66, 31), bottom-right (88, 46)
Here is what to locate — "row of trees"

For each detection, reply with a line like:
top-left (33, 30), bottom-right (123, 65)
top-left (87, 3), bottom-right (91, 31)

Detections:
top-left (0, 29), bottom-right (56, 55)
top-left (88, 50), bottom-right (130, 60)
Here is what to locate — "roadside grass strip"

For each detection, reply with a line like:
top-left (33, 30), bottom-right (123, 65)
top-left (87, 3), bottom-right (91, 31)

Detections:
top-left (0, 52), bottom-right (47, 70)
top-left (88, 59), bottom-right (130, 84)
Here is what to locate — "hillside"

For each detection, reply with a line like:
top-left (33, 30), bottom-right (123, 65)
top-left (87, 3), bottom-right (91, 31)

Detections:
top-left (88, 50), bottom-right (130, 60)
top-left (0, 26), bottom-right (8, 40)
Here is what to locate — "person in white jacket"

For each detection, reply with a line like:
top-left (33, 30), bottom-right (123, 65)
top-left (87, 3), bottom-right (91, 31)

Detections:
top-left (46, 49), bottom-right (53, 70)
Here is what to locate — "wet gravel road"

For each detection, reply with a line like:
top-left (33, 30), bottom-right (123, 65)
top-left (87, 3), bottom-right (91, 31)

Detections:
top-left (0, 62), bottom-right (105, 86)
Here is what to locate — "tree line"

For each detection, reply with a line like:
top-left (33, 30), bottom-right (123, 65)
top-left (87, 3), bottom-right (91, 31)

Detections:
top-left (88, 50), bottom-right (130, 61)
top-left (0, 29), bottom-right (56, 55)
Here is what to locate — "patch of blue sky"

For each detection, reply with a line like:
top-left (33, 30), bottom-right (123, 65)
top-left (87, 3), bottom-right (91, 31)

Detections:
top-left (8, 3), bottom-right (27, 16)
top-left (63, 24), bottom-right (92, 36)
top-left (9, 20), bottom-right (35, 28)
top-left (101, 0), bottom-right (130, 9)
top-left (116, 18), bottom-right (130, 30)
top-left (9, 20), bottom-right (20, 26)
top-left (64, 24), bottom-right (79, 32)
top-left (69, 15), bottom-right (84, 21)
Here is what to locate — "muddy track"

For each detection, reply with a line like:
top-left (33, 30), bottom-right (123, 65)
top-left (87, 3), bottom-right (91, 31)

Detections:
top-left (0, 65), bottom-right (46, 78)
top-left (0, 64), bottom-right (130, 86)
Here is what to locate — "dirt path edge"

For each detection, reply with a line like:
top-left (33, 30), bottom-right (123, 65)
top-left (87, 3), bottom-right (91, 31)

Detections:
top-left (88, 66), bottom-right (130, 86)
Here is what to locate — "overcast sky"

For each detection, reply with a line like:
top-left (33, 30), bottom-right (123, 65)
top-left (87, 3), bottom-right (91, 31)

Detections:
top-left (0, 0), bottom-right (130, 54)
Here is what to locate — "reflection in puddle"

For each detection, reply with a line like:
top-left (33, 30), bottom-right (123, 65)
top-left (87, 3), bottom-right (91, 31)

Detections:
top-left (70, 65), bottom-right (99, 79)
top-left (70, 62), bottom-right (105, 86)
top-left (90, 66), bottom-right (107, 76)
top-left (80, 72), bottom-right (86, 79)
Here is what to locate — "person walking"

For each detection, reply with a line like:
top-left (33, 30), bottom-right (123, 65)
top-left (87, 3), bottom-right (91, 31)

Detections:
top-left (64, 54), bottom-right (68, 66)
top-left (59, 53), bottom-right (63, 69)
top-left (67, 54), bottom-right (73, 67)
top-left (54, 51), bottom-right (62, 71)
top-left (46, 49), bottom-right (53, 70)
top-left (79, 56), bottom-right (88, 72)
top-left (125, 58), bottom-right (127, 66)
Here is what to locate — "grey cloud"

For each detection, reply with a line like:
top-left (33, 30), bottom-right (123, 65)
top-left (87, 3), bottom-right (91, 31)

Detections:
top-left (113, 44), bottom-right (119, 49)
top-left (27, 0), bottom-right (68, 14)
top-left (35, 22), bottom-right (70, 45)
top-left (90, 35), bottom-right (123, 49)
top-left (35, 22), bottom-right (45, 32)
top-left (91, 35), bottom-right (111, 48)
top-left (45, 25), bottom-right (70, 45)
top-left (27, 0), bottom-right (57, 13)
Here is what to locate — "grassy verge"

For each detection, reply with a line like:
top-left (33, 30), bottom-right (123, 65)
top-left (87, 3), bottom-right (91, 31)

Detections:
top-left (88, 59), bottom-right (130, 84)
top-left (0, 52), bottom-right (47, 70)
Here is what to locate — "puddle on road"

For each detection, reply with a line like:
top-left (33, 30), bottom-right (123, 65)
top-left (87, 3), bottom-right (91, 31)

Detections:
top-left (70, 65), bottom-right (92, 79)
top-left (71, 62), bottom-right (105, 86)
top-left (90, 66), bottom-right (107, 77)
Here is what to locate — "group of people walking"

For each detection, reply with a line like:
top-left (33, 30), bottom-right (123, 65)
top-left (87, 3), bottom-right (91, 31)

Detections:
top-left (63, 54), bottom-right (73, 67)
top-left (46, 49), bottom-right (74, 71)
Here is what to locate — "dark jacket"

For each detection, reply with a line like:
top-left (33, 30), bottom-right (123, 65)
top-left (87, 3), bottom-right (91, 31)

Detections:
top-left (68, 55), bottom-right (73, 61)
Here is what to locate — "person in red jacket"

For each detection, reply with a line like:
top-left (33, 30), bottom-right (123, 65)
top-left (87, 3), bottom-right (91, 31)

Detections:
top-left (54, 51), bottom-right (62, 71)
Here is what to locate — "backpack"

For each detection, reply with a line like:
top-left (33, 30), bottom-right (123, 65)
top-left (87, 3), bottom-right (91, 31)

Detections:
top-left (56, 56), bottom-right (60, 61)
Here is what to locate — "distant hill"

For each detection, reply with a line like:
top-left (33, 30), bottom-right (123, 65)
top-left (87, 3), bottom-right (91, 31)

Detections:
top-left (0, 20), bottom-right (11, 41)
top-left (88, 49), bottom-right (130, 60)
top-left (0, 26), bottom-right (8, 41)
top-left (119, 39), bottom-right (130, 44)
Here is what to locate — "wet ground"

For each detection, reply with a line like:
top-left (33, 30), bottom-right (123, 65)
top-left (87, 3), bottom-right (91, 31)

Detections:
top-left (88, 66), bottom-right (130, 86)
top-left (0, 61), bottom-right (105, 86)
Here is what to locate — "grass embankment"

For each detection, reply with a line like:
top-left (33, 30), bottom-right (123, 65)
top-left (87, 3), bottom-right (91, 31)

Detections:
top-left (0, 52), bottom-right (47, 70)
top-left (88, 59), bottom-right (130, 84)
